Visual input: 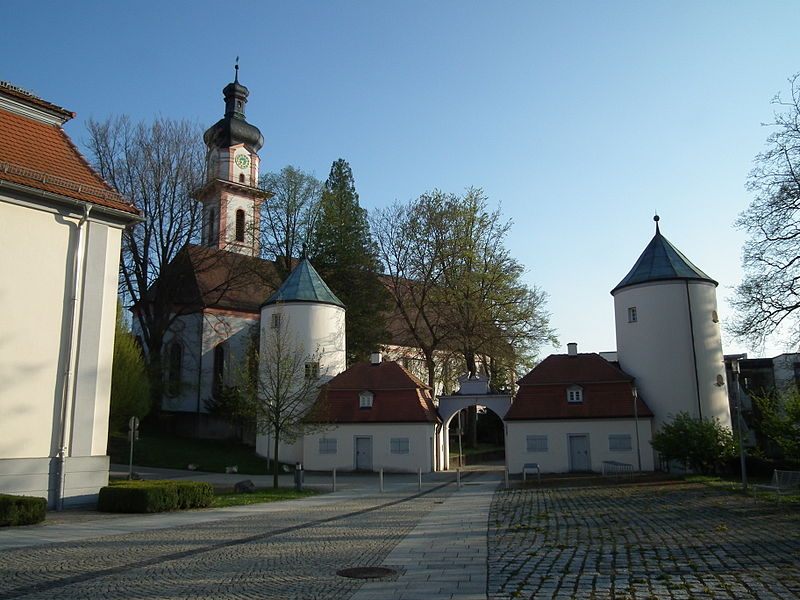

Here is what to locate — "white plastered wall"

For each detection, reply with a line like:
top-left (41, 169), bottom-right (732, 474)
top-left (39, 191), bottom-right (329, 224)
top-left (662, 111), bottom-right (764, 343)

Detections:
top-left (506, 419), bottom-right (654, 474)
top-left (303, 423), bottom-right (438, 473)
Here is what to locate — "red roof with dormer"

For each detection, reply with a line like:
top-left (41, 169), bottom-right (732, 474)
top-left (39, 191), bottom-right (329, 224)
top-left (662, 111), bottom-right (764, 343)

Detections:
top-left (0, 81), bottom-right (138, 215)
top-left (505, 353), bottom-right (653, 420)
top-left (307, 361), bottom-right (440, 423)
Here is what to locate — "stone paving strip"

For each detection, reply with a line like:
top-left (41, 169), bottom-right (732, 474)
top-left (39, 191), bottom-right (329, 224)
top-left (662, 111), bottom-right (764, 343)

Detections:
top-left (0, 483), bottom-right (458, 600)
top-left (488, 481), bottom-right (800, 600)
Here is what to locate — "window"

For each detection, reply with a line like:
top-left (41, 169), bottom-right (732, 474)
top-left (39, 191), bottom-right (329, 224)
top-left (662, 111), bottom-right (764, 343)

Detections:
top-left (609, 434), bottom-right (632, 451)
top-left (318, 437), bottom-right (337, 454)
top-left (212, 343), bottom-right (226, 399)
top-left (526, 435), bottom-right (548, 453)
top-left (239, 173), bottom-right (245, 183)
top-left (359, 390), bottom-right (373, 409)
top-left (390, 437), bottom-right (410, 454)
top-left (235, 209), bottom-right (245, 242)
top-left (167, 342), bottom-right (182, 397)
top-left (305, 362), bottom-right (320, 380)
top-left (207, 209), bottom-right (216, 245)
top-left (567, 385), bottom-right (583, 404)
top-left (627, 307), bottom-right (637, 323)
top-left (271, 313), bottom-right (281, 329)
top-left (711, 310), bottom-right (719, 323)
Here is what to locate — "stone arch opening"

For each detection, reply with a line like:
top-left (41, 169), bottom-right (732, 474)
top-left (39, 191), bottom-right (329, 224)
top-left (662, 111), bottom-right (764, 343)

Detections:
top-left (443, 405), bottom-right (507, 470)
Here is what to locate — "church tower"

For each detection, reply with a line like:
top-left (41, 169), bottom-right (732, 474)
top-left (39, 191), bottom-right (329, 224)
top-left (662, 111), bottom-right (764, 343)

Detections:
top-left (196, 63), bottom-right (270, 256)
top-left (612, 216), bottom-right (731, 431)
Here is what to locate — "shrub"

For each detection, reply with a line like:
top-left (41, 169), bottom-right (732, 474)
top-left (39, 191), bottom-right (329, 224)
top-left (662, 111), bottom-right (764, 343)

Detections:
top-left (97, 480), bottom-right (213, 513)
top-left (0, 494), bottom-right (47, 526)
top-left (651, 412), bottom-right (737, 474)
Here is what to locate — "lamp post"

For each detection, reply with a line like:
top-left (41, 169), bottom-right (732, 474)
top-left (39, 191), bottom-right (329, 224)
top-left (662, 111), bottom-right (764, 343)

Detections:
top-left (632, 386), bottom-right (642, 472)
top-left (731, 360), bottom-right (748, 490)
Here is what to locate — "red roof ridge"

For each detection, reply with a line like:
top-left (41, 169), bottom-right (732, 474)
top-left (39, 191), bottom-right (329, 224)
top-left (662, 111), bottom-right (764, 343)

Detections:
top-left (0, 81), bottom-right (74, 120)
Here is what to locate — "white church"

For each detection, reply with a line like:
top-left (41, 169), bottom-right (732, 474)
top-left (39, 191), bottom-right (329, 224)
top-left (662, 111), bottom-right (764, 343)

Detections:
top-left (151, 71), bottom-right (733, 475)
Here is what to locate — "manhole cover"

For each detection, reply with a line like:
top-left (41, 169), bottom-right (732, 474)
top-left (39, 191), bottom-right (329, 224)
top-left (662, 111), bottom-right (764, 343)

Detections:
top-left (337, 567), bottom-right (397, 580)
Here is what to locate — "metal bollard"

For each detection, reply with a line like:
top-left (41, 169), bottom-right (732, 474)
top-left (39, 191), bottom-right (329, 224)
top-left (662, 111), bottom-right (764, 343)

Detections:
top-left (379, 468), bottom-right (384, 492)
top-left (504, 468), bottom-right (509, 490)
top-left (332, 468), bottom-right (337, 492)
top-left (294, 462), bottom-right (304, 491)
top-left (418, 467), bottom-right (422, 491)
top-left (457, 468), bottom-right (461, 489)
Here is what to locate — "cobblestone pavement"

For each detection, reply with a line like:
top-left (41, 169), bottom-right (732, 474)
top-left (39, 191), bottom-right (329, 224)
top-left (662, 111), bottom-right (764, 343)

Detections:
top-left (488, 480), bottom-right (800, 600)
top-left (0, 485), bottom-right (455, 600)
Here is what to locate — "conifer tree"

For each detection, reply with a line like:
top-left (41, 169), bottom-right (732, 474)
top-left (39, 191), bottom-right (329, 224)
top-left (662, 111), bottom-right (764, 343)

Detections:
top-left (309, 159), bottom-right (389, 363)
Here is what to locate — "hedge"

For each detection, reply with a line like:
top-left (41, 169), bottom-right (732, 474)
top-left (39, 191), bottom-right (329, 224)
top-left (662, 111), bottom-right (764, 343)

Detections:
top-left (97, 480), bottom-right (213, 513)
top-left (0, 493), bottom-right (47, 526)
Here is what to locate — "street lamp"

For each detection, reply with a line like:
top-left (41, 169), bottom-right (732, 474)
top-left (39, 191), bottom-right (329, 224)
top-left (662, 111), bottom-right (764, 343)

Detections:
top-left (632, 386), bottom-right (642, 472)
top-left (731, 359), bottom-right (748, 490)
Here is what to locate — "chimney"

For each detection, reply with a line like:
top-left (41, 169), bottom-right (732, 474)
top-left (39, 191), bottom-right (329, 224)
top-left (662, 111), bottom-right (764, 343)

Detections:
top-left (370, 352), bottom-right (382, 366)
top-left (567, 342), bottom-right (578, 356)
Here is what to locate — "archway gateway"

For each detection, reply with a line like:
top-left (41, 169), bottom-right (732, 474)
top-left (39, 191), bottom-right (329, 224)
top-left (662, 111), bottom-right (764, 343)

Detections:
top-left (437, 374), bottom-right (512, 470)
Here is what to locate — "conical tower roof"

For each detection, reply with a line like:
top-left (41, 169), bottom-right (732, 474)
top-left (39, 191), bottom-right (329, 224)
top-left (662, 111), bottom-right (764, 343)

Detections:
top-left (263, 258), bottom-right (344, 307)
top-left (611, 216), bottom-right (717, 294)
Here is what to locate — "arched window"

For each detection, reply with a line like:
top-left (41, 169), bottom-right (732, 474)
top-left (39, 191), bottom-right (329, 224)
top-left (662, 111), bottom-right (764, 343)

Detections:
top-left (239, 173), bottom-right (245, 183)
top-left (167, 342), bottom-right (182, 397)
top-left (567, 384), bottom-right (583, 404)
top-left (212, 343), bottom-right (226, 398)
top-left (235, 209), bottom-right (245, 242)
top-left (207, 209), bottom-right (216, 245)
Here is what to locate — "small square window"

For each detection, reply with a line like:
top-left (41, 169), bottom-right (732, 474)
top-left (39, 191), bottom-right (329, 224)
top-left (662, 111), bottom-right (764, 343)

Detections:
top-left (390, 437), bottom-right (410, 454)
top-left (271, 313), bottom-right (281, 329)
top-left (359, 390), bottom-right (373, 409)
top-left (526, 435), bottom-right (548, 452)
top-left (627, 307), bottom-right (637, 323)
top-left (305, 362), bottom-right (319, 380)
top-left (609, 434), bottom-right (632, 451)
top-left (319, 437), bottom-right (337, 454)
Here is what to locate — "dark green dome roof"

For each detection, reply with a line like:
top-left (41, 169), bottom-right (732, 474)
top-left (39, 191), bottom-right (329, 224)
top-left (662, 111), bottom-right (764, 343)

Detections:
top-left (611, 217), bottom-right (717, 294)
top-left (203, 71), bottom-right (264, 152)
top-left (263, 258), bottom-right (344, 307)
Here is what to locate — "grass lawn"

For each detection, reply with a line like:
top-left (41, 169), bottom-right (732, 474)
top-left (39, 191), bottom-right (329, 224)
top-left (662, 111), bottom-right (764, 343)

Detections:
top-left (211, 487), bottom-right (319, 508)
top-left (108, 430), bottom-right (283, 475)
top-left (449, 443), bottom-right (504, 457)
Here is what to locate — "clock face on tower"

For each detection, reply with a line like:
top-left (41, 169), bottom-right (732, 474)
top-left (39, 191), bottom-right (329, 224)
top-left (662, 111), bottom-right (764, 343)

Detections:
top-left (234, 154), bottom-right (250, 169)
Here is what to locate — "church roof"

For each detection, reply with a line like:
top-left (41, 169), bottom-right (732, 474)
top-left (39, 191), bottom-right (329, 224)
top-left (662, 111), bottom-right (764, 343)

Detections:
top-left (0, 81), bottom-right (138, 216)
top-left (305, 361), bottom-right (439, 424)
top-left (263, 258), bottom-right (344, 308)
top-left (612, 217), bottom-right (716, 293)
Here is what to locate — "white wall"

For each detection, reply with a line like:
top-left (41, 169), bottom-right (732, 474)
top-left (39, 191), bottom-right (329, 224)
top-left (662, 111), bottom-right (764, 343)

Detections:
top-left (0, 196), bottom-right (125, 506)
top-left (614, 280), bottom-right (731, 430)
top-left (506, 419), bottom-right (654, 474)
top-left (303, 423), bottom-right (438, 473)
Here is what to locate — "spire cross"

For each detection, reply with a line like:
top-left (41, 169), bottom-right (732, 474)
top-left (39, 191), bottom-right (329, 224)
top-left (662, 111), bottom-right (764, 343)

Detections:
top-left (234, 56), bottom-right (240, 82)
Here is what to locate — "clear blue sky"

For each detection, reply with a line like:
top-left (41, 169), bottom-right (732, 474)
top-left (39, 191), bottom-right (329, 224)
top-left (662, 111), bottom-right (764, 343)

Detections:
top-left (4, 1), bottom-right (799, 359)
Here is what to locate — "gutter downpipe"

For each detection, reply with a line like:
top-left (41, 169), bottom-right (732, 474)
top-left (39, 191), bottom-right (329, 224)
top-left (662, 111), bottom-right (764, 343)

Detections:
top-left (56, 204), bottom-right (92, 511)
top-left (685, 281), bottom-right (703, 419)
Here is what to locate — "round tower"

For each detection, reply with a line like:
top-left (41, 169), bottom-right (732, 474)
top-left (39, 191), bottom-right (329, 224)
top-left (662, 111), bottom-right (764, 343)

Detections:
top-left (612, 216), bottom-right (731, 431)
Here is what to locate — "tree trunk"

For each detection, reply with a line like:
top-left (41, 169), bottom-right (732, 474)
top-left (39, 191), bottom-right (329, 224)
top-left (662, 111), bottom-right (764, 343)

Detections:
top-left (272, 430), bottom-right (280, 488)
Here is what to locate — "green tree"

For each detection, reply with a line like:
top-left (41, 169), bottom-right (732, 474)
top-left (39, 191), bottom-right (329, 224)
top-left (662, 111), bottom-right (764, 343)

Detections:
top-left (260, 165), bottom-right (322, 279)
top-left (110, 305), bottom-right (150, 435)
top-left (732, 73), bottom-right (800, 348)
top-left (309, 159), bottom-right (390, 363)
top-left (753, 389), bottom-right (800, 461)
top-left (650, 412), bottom-right (737, 474)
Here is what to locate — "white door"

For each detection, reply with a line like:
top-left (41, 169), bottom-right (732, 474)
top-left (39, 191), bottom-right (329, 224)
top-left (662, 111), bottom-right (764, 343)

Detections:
top-left (355, 436), bottom-right (373, 471)
top-left (569, 434), bottom-right (591, 472)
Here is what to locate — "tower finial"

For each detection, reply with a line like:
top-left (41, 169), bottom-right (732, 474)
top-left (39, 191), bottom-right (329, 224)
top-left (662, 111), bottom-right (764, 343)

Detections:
top-left (234, 56), bottom-right (239, 82)
top-left (654, 212), bottom-right (660, 233)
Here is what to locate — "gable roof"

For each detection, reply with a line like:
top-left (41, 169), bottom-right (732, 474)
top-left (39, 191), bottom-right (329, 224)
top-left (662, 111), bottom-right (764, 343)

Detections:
top-left (506, 353), bottom-right (652, 421)
top-left (0, 81), bottom-right (138, 216)
top-left (263, 257), bottom-right (344, 308)
top-left (612, 219), bottom-right (716, 293)
top-left (307, 361), bottom-right (439, 423)
top-left (517, 353), bottom-right (634, 386)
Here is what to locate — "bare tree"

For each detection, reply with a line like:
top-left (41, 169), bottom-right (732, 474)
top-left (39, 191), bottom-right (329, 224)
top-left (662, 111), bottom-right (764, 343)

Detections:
top-left (250, 316), bottom-right (324, 488)
top-left (260, 165), bottom-right (322, 279)
top-left (732, 73), bottom-right (800, 349)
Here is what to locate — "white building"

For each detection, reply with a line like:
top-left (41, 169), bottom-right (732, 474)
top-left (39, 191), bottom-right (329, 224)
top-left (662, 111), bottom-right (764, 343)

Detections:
top-left (0, 81), bottom-right (139, 507)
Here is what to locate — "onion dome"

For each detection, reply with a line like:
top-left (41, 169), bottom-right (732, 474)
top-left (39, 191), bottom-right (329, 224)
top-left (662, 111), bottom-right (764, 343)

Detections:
top-left (611, 215), bottom-right (717, 294)
top-left (203, 63), bottom-right (264, 152)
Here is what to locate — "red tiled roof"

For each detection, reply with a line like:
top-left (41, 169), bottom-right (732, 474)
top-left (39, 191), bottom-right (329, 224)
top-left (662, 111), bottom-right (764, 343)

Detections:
top-left (307, 361), bottom-right (440, 423)
top-left (505, 353), bottom-right (653, 421)
top-left (0, 86), bottom-right (138, 215)
top-left (517, 353), bottom-right (634, 385)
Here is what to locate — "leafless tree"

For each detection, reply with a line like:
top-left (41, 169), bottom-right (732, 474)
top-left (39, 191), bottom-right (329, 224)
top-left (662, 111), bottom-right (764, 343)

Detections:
top-left (732, 73), bottom-right (800, 349)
